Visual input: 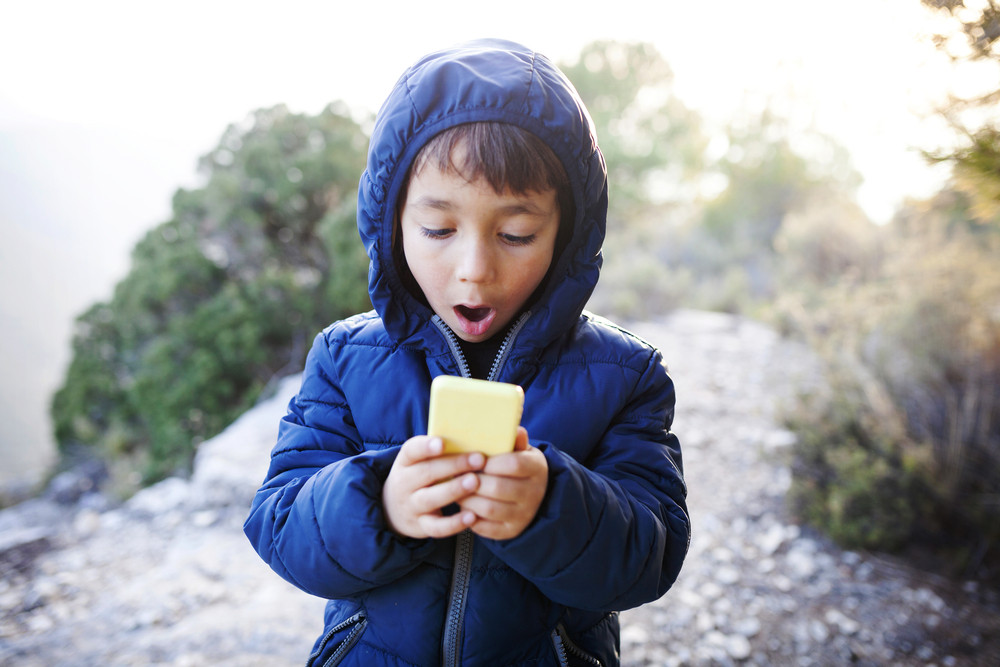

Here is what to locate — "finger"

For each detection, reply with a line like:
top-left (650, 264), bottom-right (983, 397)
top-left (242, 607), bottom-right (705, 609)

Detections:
top-left (396, 436), bottom-right (444, 466)
top-left (512, 426), bottom-right (529, 451)
top-left (469, 473), bottom-right (521, 503)
top-left (418, 509), bottom-right (477, 539)
top-left (411, 472), bottom-right (481, 513)
top-left (411, 452), bottom-right (486, 489)
top-left (469, 519), bottom-right (517, 541)
top-left (398, 440), bottom-right (485, 478)
top-left (459, 493), bottom-right (515, 522)
top-left (482, 448), bottom-right (538, 477)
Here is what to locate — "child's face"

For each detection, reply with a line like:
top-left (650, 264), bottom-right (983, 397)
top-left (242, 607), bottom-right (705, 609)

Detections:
top-left (400, 152), bottom-right (560, 343)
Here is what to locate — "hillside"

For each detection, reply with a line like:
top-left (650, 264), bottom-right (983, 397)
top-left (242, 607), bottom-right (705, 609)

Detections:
top-left (1, 310), bottom-right (997, 665)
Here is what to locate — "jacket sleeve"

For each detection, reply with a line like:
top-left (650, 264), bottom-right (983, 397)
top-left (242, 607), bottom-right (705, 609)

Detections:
top-left (243, 332), bottom-right (434, 599)
top-left (482, 347), bottom-right (690, 611)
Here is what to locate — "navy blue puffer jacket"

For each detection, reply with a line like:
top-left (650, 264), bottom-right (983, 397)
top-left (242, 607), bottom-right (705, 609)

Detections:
top-left (244, 39), bottom-right (690, 667)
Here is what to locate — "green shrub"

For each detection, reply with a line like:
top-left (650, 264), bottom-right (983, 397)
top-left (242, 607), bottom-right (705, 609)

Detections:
top-left (786, 367), bottom-right (932, 552)
top-left (780, 191), bottom-right (1000, 580)
top-left (51, 104), bottom-right (370, 492)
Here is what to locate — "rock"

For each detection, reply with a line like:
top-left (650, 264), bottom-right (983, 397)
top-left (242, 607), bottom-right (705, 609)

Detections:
top-left (620, 624), bottom-right (648, 646)
top-left (72, 509), bottom-right (101, 537)
top-left (126, 477), bottom-right (191, 517)
top-left (757, 521), bottom-right (788, 556)
top-left (763, 428), bottom-right (797, 450)
top-left (189, 374), bottom-right (300, 509)
top-left (732, 617), bottom-right (762, 638)
top-left (0, 527), bottom-right (53, 576)
top-left (824, 609), bottom-right (860, 636)
top-left (785, 543), bottom-right (819, 580)
top-left (724, 633), bottom-right (753, 660)
top-left (44, 459), bottom-right (107, 505)
top-left (808, 619), bottom-right (830, 643)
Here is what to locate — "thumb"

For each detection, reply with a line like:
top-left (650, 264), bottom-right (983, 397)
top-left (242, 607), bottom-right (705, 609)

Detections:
top-left (512, 426), bottom-right (529, 452)
top-left (398, 435), bottom-right (443, 464)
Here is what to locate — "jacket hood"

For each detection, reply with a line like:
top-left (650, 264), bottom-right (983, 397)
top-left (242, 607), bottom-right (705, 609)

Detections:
top-left (357, 39), bottom-right (607, 350)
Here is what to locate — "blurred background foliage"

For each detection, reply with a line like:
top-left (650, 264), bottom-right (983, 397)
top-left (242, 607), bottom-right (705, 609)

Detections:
top-left (780, 0), bottom-right (1000, 582)
top-left (52, 7), bottom-right (999, 581)
top-left (51, 104), bottom-right (370, 487)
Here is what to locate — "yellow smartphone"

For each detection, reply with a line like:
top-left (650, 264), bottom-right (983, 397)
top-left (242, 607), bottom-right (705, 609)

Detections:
top-left (427, 375), bottom-right (524, 455)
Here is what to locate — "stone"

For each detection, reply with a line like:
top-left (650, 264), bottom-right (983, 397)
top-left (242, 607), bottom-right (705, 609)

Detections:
top-left (757, 521), bottom-right (788, 556)
top-left (809, 619), bottom-right (830, 643)
top-left (0, 526), bottom-right (52, 575)
top-left (785, 546), bottom-right (818, 580)
top-left (620, 624), bottom-right (648, 646)
top-left (763, 428), bottom-right (798, 450)
top-left (716, 565), bottom-right (741, 586)
top-left (126, 477), bottom-right (192, 516)
top-left (44, 459), bottom-right (107, 505)
top-left (724, 633), bottom-right (753, 660)
top-left (732, 617), bottom-right (762, 638)
top-left (824, 609), bottom-right (860, 636)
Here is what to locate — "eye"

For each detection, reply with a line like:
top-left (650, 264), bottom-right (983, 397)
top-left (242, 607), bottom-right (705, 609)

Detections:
top-left (419, 227), bottom-right (453, 240)
top-left (500, 233), bottom-right (537, 247)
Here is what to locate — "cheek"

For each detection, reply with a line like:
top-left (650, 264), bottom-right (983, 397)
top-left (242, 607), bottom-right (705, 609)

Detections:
top-left (403, 240), bottom-right (447, 292)
top-left (511, 249), bottom-right (554, 295)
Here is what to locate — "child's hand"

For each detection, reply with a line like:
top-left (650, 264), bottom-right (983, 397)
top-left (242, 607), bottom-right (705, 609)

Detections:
top-left (460, 427), bottom-right (548, 541)
top-left (382, 435), bottom-right (486, 539)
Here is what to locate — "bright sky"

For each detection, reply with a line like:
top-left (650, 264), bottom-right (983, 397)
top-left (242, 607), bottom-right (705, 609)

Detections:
top-left (0, 0), bottom-right (978, 480)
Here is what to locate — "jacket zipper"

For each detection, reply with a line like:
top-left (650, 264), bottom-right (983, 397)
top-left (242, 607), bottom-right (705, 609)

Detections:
top-left (433, 312), bottom-right (530, 667)
top-left (431, 315), bottom-right (472, 379)
top-left (551, 623), bottom-right (604, 667)
top-left (486, 312), bottom-right (530, 381)
top-left (431, 311), bottom-right (530, 382)
top-left (306, 612), bottom-right (365, 666)
top-left (442, 530), bottom-right (474, 667)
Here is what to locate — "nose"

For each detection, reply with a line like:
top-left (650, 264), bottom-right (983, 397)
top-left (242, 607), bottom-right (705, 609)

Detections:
top-left (456, 236), bottom-right (494, 283)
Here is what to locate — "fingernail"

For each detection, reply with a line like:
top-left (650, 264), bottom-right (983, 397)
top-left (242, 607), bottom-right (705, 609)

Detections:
top-left (461, 474), bottom-right (478, 491)
top-left (429, 438), bottom-right (443, 454)
top-left (462, 511), bottom-right (476, 525)
top-left (468, 452), bottom-right (485, 468)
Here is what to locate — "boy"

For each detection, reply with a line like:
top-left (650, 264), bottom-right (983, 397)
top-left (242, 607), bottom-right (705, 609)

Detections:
top-left (244, 39), bottom-right (689, 667)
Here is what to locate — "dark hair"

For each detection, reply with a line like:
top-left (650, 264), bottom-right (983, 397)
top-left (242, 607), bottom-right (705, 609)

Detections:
top-left (394, 123), bottom-right (575, 301)
top-left (411, 123), bottom-right (572, 221)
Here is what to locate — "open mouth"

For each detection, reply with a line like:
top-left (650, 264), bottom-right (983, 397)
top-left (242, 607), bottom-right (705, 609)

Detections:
top-left (453, 304), bottom-right (497, 338)
top-left (456, 305), bottom-right (492, 322)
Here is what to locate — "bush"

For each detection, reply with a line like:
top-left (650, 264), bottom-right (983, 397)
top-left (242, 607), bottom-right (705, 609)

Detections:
top-left (786, 365), bottom-right (932, 552)
top-left (779, 190), bottom-right (1000, 580)
top-left (51, 104), bottom-right (370, 492)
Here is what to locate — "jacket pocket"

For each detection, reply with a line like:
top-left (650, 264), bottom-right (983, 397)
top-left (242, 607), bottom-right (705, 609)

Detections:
top-left (306, 612), bottom-right (368, 667)
top-left (552, 623), bottom-right (604, 667)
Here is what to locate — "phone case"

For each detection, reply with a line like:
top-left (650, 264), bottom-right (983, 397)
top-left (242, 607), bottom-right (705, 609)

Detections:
top-left (427, 375), bottom-right (524, 455)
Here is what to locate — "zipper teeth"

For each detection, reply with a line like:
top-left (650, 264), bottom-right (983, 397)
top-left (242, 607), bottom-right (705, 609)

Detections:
top-left (432, 315), bottom-right (471, 378)
top-left (552, 629), bottom-right (569, 666)
top-left (443, 532), bottom-right (475, 667)
top-left (487, 311), bottom-right (530, 381)
top-left (567, 643), bottom-right (603, 667)
top-left (324, 618), bottom-right (367, 667)
top-left (555, 624), bottom-right (604, 667)
top-left (308, 612), bottom-right (365, 664)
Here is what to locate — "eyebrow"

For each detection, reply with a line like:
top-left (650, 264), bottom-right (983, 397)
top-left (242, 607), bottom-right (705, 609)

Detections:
top-left (409, 196), bottom-right (550, 217)
top-left (410, 196), bottom-right (453, 211)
